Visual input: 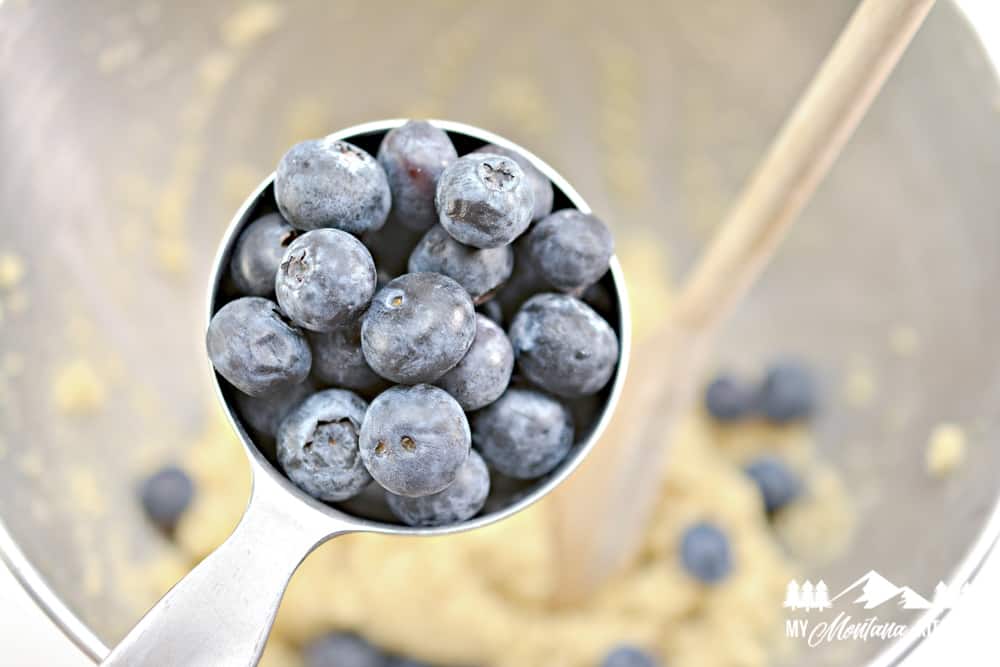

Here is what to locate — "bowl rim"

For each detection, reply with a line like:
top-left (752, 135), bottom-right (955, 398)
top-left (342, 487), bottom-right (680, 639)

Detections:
top-left (4, 3), bottom-right (1000, 654)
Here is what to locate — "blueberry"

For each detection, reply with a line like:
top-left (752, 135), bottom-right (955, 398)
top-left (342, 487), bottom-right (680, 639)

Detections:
top-left (359, 385), bottom-right (470, 497)
top-left (386, 450), bottom-right (490, 526)
top-left (308, 322), bottom-right (387, 396)
top-left (303, 632), bottom-right (385, 667)
top-left (233, 378), bottom-right (314, 439)
top-left (276, 389), bottom-right (372, 502)
top-left (601, 645), bottom-right (659, 667)
top-left (509, 293), bottom-right (619, 398)
top-left (229, 213), bottom-right (299, 296)
top-left (275, 137), bottom-right (391, 235)
top-left (408, 225), bottom-right (513, 304)
top-left (140, 466), bottom-right (194, 532)
top-left (477, 299), bottom-right (503, 327)
top-left (275, 229), bottom-right (377, 332)
top-left (473, 143), bottom-right (554, 221)
top-left (206, 296), bottom-right (312, 397)
top-left (525, 210), bottom-right (613, 292)
top-left (378, 120), bottom-right (458, 232)
top-left (744, 456), bottom-right (802, 514)
top-left (704, 374), bottom-right (754, 422)
top-left (757, 361), bottom-right (817, 423)
top-left (362, 273), bottom-right (476, 384)
top-left (435, 315), bottom-right (513, 411)
top-left (472, 387), bottom-right (573, 479)
top-left (435, 154), bottom-right (533, 249)
top-left (680, 522), bottom-right (732, 584)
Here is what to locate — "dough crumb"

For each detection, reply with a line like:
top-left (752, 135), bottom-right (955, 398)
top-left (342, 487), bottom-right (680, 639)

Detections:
top-left (52, 359), bottom-right (107, 416)
top-left (69, 469), bottom-right (108, 518)
top-left (774, 467), bottom-right (855, 566)
top-left (0, 253), bottom-right (25, 290)
top-left (843, 362), bottom-right (876, 408)
top-left (926, 423), bottom-right (966, 478)
top-left (220, 2), bottom-right (285, 49)
top-left (198, 50), bottom-right (238, 90)
top-left (888, 325), bottom-right (920, 357)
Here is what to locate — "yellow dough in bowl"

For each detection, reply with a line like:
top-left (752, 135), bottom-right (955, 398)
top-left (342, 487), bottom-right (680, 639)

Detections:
top-left (151, 404), bottom-right (851, 667)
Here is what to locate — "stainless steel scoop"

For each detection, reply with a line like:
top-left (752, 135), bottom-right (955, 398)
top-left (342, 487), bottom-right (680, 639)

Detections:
top-left (99, 120), bottom-right (631, 667)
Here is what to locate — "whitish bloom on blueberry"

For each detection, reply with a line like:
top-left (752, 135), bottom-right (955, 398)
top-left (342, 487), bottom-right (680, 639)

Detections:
top-left (473, 142), bottom-right (554, 221)
top-left (359, 384), bottom-right (470, 497)
top-left (361, 273), bottom-right (476, 384)
top-left (435, 314), bottom-right (513, 411)
top-left (472, 387), bottom-right (573, 479)
top-left (435, 154), bottom-right (534, 249)
top-left (408, 225), bottom-right (513, 304)
top-left (509, 293), bottom-right (618, 398)
top-left (386, 450), bottom-right (490, 526)
top-left (526, 209), bottom-right (613, 292)
top-left (275, 229), bottom-right (376, 332)
top-left (275, 137), bottom-right (391, 235)
top-left (229, 212), bottom-right (299, 296)
top-left (277, 389), bottom-right (372, 502)
top-left (378, 120), bottom-right (457, 232)
top-left (206, 296), bottom-right (311, 397)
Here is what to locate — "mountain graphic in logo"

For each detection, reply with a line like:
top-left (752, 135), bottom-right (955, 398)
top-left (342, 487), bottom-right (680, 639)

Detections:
top-left (831, 570), bottom-right (932, 610)
top-left (896, 586), bottom-right (932, 610)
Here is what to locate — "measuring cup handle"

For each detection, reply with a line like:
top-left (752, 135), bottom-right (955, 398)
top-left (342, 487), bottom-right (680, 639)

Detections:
top-left (101, 471), bottom-right (347, 667)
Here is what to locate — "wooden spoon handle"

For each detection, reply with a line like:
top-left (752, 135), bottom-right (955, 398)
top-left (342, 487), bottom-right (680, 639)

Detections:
top-left (673, 0), bottom-right (937, 330)
top-left (549, 0), bottom-right (936, 603)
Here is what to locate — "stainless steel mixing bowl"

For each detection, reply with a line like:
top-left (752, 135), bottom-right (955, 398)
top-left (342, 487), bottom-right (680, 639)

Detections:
top-left (2, 1), bottom-right (1000, 666)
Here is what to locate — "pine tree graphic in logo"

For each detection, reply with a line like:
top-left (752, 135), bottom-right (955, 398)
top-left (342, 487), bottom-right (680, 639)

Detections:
top-left (931, 581), bottom-right (969, 609)
top-left (783, 580), bottom-right (832, 611)
top-left (785, 570), bottom-right (971, 613)
top-left (783, 580), bottom-right (799, 610)
top-left (814, 581), bottom-right (833, 610)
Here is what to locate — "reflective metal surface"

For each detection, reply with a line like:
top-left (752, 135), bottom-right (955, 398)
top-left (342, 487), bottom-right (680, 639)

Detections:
top-left (2, 2), bottom-right (1000, 666)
